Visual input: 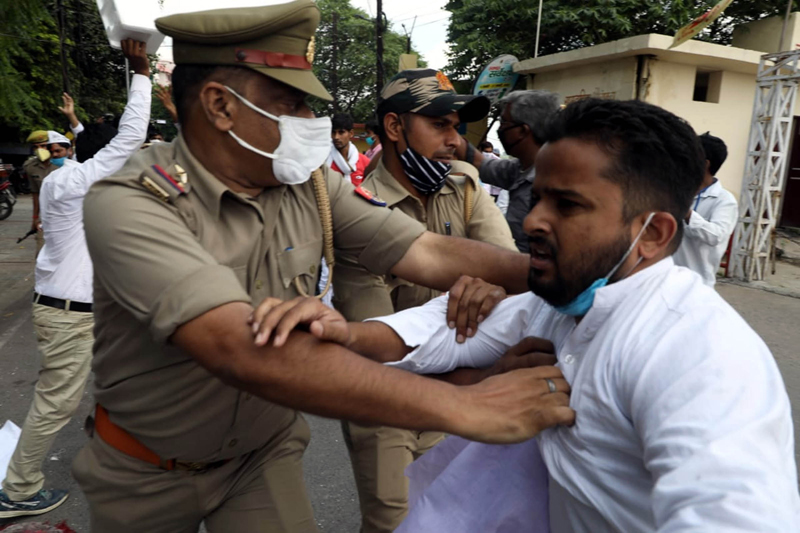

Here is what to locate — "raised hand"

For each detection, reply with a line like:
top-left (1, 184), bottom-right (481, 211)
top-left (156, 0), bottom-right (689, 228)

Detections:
top-left (121, 39), bottom-right (150, 77)
top-left (155, 85), bottom-right (178, 124)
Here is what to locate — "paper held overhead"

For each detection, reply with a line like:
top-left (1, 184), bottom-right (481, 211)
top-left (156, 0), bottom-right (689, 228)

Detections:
top-left (669, 0), bottom-right (734, 49)
top-left (96, 0), bottom-right (165, 54)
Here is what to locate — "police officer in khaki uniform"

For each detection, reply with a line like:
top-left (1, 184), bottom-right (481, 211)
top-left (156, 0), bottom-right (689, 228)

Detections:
top-left (22, 131), bottom-right (56, 253)
top-left (332, 69), bottom-right (518, 533)
top-left (74, 2), bottom-right (574, 531)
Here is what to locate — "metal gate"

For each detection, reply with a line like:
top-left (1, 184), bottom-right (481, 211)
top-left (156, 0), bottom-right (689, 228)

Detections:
top-left (730, 50), bottom-right (800, 281)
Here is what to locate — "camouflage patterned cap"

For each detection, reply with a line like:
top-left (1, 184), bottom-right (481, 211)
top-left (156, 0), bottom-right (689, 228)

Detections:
top-left (378, 68), bottom-right (489, 123)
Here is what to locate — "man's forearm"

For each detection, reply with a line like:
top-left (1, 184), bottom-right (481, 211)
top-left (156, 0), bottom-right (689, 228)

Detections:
top-left (174, 303), bottom-right (466, 434)
top-left (32, 193), bottom-right (39, 220)
top-left (347, 321), bottom-right (411, 363)
top-left (391, 232), bottom-right (529, 294)
top-left (67, 113), bottom-right (80, 130)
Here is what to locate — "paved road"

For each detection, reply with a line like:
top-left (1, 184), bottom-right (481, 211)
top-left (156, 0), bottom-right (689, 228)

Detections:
top-left (1, 195), bottom-right (799, 532)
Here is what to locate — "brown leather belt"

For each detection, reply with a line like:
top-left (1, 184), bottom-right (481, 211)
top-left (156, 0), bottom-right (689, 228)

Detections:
top-left (93, 404), bottom-right (230, 472)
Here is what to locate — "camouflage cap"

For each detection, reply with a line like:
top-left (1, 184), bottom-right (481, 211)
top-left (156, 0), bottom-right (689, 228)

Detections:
top-left (378, 68), bottom-right (489, 123)
top-left (155, 0), bottom-right (331, 101)
top-left (26, 130), bottom-right (49, 144)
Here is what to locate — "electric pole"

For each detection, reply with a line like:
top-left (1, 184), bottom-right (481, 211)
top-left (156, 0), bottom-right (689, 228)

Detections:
top-left (331, 12), bottom-right (339, 111)
top-left (376, 0), bottom-right (384, 95)
top-left (56, 0), bottom-right (72, 94)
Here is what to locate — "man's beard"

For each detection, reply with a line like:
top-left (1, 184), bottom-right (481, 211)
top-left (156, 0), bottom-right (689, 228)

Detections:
top-left (527, 231), bottom-right (632, 307)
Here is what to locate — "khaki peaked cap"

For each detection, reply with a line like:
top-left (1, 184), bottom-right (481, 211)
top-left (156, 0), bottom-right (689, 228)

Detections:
top-left (156, 0), bottom-right (332, 101)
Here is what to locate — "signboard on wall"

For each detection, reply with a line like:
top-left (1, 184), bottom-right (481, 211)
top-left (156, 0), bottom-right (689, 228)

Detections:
top-left (472, 55), bottom-right (520, 104)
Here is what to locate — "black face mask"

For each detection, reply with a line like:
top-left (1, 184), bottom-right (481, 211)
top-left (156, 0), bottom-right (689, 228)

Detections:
top-left (498, 123), bottom-right (526, 154)
top-left (398, 130), bottom-right (452, 195)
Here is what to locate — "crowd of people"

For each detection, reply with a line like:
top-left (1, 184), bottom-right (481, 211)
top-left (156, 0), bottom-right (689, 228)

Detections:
top-left (1, 0), bottom-right (797, 531)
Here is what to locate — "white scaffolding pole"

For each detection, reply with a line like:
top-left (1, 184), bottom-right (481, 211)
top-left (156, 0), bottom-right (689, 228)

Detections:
top-left (730, 50), bottom-right (800, 281)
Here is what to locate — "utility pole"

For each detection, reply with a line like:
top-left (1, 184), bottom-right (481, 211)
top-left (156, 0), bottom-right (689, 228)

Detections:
top-left (778, 0), bottom-right (793, 52)
top-left (56, 0), bottom-right (72, 94)
top-left (331, 12), bottom-right (339, 111)
top-left (376, 0), bottom-right (385, 95)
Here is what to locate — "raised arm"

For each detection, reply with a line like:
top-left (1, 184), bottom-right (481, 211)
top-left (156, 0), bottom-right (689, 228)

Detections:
top-left (64, 39), bottom-right (151, 196)
top-left (390, 231), bottom-right (529, 294)
top-left (58, 92), bottom-right (82, 132)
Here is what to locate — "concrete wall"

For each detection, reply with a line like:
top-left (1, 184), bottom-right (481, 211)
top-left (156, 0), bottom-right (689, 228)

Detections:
top-left (643, 59), bottom-right (756, 199)
top-left (732, 13), bottom-right (800, 54)
top-left (526, 57), bottom-right (638, 103)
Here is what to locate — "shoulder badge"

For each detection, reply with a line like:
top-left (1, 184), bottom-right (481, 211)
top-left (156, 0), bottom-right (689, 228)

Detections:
top-left (139, 164), bottom-right (190, 203)
top-left (354, 185), bottom-right (387, 207)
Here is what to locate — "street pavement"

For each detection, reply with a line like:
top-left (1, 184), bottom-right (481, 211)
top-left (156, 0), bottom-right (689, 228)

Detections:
top-left (2, 194), bottom-right (800, 532)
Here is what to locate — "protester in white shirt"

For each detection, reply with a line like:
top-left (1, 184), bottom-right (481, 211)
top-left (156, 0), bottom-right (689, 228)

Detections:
top-left (673, 132), bottom-right (738, 286)
top-left (0, 39), bottom-right (151, 519)
top-left (252, 98), bottom-right (800, 532)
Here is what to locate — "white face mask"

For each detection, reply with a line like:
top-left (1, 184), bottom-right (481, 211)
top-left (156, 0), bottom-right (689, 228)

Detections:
top-left (224, 86), bottom-right (332, 185)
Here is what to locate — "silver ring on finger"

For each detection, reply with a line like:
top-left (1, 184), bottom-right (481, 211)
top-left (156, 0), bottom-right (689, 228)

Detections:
top-left (544, 378), bottom-right (557, 394)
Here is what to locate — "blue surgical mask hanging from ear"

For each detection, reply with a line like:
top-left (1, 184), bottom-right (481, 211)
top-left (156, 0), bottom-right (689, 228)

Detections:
top-left (554, 212), bottom-right (656, 317)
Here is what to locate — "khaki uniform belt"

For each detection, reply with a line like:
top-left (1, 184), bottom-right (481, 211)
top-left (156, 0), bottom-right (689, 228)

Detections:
top-left (94, 404), bottom-right (230, 472)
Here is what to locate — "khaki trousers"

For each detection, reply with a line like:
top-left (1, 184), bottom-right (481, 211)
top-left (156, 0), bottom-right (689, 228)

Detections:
top-left (72, 414), bottom-right (318, 533)
top-left (2, 303), bottom-right (94, 500)
top-left (342, 422), bottom-right (445, 533)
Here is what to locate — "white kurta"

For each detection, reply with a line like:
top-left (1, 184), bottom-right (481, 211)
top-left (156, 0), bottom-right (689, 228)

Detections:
top-left (373, 258), bottom-right (800, 532)
top-left (35, 74), bottom-right (151, 303)
top-left (672, 179), bottom-right (738, 286)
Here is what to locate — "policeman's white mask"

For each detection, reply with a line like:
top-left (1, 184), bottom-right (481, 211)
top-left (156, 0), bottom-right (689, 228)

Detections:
top-left (224, 86), bottom-right (331, 185)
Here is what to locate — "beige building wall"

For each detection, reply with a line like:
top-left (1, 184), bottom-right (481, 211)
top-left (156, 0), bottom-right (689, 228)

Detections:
top-left (526, 55), bottom-right (756, 200)
top-left (643, 60), bottom-right (756, 199)
top-left (526, 57), bottom-right (638, 102)
top-left (732, 13), bottom-right (800, 54)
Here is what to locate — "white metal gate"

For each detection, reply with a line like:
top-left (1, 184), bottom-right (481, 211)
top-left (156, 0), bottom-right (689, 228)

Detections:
top-left (730, 50), bottom-right (800, 281)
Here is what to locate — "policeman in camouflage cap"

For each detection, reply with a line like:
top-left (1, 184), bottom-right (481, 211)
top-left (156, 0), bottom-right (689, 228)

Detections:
top-left (377, 67), bottom-right (489, 122)
top-left (334, 69), bottom-right (514, 532)
top-left (73, 0), bottom-right (562, 531)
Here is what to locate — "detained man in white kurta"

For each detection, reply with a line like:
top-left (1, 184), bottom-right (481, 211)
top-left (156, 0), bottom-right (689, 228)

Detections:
top-left (0, 39), bottom-right (151, 519)
top-left (252, 98), bottom-right (800, 532)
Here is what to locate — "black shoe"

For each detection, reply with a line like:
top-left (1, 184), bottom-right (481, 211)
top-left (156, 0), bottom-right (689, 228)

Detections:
top-left (0, 489), bottom-right (69, 518)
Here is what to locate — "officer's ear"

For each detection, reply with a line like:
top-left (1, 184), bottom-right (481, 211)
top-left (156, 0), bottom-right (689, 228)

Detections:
top-left (383, 112), bottom-right (403, 144)
top-left (198, 81), bottom-right (236, 132)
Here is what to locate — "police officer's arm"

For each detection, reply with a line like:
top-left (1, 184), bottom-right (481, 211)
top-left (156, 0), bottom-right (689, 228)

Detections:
top-left (85, 184), bottom-right (573, 445)
top-left (390, 231), bottom-right (529, 294)
top-left (327, 167), bottom-right (529, 299)
top-left (31, 194), bottom-right (40, 231)
top-left (172, 302), bottom-right (574, 444)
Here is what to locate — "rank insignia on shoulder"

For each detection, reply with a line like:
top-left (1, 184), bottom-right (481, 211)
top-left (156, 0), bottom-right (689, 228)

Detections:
top-left (139, 164), bottom-right (190, 203)
top-left (354, 185), bottom-right (387, 207)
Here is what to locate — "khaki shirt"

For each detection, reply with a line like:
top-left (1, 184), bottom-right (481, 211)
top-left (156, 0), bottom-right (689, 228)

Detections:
top-left (83, 136), bottom-right (426, 462)
top-left (332, 159), bottom-right (516, 322)
top-left (23, 156), bottom-right (55, 193)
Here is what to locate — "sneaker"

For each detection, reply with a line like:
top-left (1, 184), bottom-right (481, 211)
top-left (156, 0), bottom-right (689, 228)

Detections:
top-left (0, 489), bottom-right (69, 519)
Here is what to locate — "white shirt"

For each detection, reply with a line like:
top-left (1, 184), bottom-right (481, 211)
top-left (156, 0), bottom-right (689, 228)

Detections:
top-left (373, 258), bottom-right (800, 532)
top-left (672, 179), bottom-right (738, 286)
top-left (36, 74), bottom-right (151, 303)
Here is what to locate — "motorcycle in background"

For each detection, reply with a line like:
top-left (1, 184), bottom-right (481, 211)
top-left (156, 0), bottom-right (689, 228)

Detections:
top-left (0, 162), bottom-right (17, 220)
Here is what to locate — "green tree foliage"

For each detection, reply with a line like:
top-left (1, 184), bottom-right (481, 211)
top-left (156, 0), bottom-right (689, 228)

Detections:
top-left (314, 0), bottom-right (426, 122)
top-left (444, 0), bottom-right (794, 80)
top-left (0, 0), bottom-right (133, 142)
